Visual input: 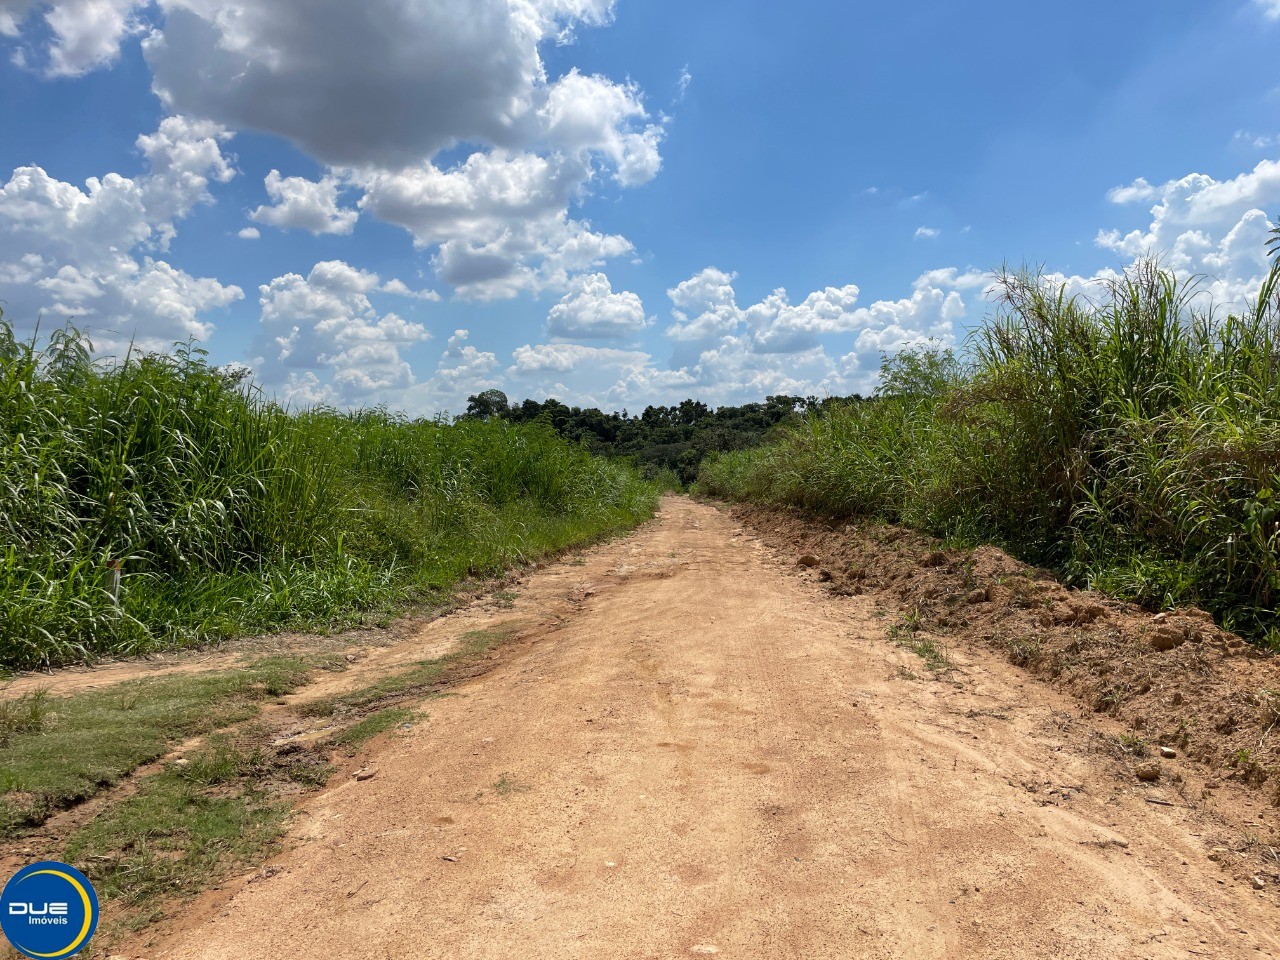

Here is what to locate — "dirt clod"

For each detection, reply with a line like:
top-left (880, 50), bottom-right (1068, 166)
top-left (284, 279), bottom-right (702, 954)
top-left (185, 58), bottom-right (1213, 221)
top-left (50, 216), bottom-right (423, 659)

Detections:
top-left (1135, 761), bottom-right (1162, 782)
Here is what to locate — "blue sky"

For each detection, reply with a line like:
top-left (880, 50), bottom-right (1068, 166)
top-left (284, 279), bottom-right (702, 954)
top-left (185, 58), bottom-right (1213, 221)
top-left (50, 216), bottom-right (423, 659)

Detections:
top-left (2, 0), bottom-right (1279, 413)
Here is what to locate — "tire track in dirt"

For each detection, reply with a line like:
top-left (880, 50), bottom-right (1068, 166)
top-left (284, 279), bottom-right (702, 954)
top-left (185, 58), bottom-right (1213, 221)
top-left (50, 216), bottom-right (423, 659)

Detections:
top-left (124, 496), bottom-right (1278, 960)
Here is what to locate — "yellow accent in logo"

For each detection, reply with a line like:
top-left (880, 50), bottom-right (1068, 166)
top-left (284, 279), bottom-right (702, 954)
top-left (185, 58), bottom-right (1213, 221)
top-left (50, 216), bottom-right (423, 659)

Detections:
top-left (15, 870), bottom-right (93, 958)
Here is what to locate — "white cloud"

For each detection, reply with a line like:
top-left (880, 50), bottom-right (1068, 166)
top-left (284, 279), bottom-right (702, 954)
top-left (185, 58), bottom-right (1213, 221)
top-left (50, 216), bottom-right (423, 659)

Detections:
top-left (914, 226), bottom-right (940, 240)
top-left (433, 329), bottom-right (499, 389)
top-left (0, 115), bottom-right (241, 351)
top-left (746, 284), bottom-right (864, 353)
top-left (1255, 0), bottom-right (1280, 20)
top-left (352, 67), bottom-right (661, 298)
top-left (398, 329), bottom-right (501, 414)
top-left (1232, 130), bottom-right (1278, 150)
top-left (1096, 159), bottom-right (1280, 305)
top-left (144, 0), bottom-right (617, 168)
top-left (254, 259), bottom-right (430, 405)
top-left (380, 278), bottom-right (440, 301)
top-left (2, 0), bottom-right (144, 76)
top-left (677, 65), bottom-right (692, 100)
top-left (0, 1), bottom-right (38, 36)
top-left (10, 1), bottom-right (657, 301)
top-left (546, 272), bottom-right (647, 340)
top-left (539, 69), bottom-right (662, 186)
top-left (251, 170), bottom-right (358, 236)
top-left (665, 267), bottom-right (743, 341)
top-left (510, 341), bottom-right (648, 375)
top-left (237, 226), bottom-right (260, 240)
top-left (1106, 177), bottom-right (1158, 204)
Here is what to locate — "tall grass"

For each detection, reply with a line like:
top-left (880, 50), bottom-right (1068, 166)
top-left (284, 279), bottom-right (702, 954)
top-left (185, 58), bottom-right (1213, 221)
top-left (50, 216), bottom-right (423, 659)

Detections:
top-left (0, 319), bottom-right (657, 669)
top-left (699, 255), bottom-right (1280, 646)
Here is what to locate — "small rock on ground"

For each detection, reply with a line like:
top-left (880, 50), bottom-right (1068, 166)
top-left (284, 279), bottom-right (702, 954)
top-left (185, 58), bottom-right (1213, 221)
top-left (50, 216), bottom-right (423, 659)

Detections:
top-left (1135, 761), bottom-right (1162, 782)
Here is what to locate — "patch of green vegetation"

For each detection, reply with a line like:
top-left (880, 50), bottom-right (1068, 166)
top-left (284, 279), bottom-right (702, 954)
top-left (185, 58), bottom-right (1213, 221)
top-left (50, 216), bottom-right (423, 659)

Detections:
top-left (1116, 732), bottom-right (1149, 757)
top-left (0, 689), bottom-right (50, 745)
top-left (63, 738), bottom-right (290, 935)
top-left (0, 314), bottom-right (659, 669)
top-left (0, 656), bottom-right (315, 837)
top-left (697, 244), bottom-right (1280, 645)
top-left (887, 610), bottom-right (951, 672)
top-left (486, 771), bottom-right (529, 799)
top-left (331, 707), bottom-right (420, 750)
top-left (303, 626), bottom-right (517, 719)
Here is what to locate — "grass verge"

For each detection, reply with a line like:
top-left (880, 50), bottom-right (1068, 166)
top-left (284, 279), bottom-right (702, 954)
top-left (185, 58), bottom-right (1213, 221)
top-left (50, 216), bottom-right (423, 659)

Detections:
top-left (0, 656), bottom-right (332, 837)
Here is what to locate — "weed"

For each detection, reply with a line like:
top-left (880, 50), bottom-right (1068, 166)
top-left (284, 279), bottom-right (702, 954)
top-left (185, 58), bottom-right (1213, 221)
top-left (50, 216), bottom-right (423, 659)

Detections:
top-left (64, 742), bottom-right (289, 937)
top-left (1116, 732), bottom-right (1149, 757)
top-left (489, 772), bottom-right (529, 798)
top-left (888, 613), bottom-right (951, 672)
top-left (0, 690), bottom-right (50, 745)
top-left (1006, 636), bottom-right (1043, 667)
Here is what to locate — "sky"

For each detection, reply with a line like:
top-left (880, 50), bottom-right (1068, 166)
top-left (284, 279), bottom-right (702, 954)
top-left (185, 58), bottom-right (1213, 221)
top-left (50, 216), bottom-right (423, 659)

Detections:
top-left (1, 0), bottom-right (1279, 415)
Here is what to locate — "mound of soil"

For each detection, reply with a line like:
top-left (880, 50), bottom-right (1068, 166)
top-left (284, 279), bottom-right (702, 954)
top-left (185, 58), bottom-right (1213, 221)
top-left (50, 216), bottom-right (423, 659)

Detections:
top-left (732, 504), bottom-right (1280, 804)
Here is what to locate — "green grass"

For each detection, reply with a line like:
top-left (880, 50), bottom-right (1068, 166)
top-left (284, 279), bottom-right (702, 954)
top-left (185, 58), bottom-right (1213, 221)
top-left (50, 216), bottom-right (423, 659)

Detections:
top-left (0, 657), bottom-right (318, 836)
top-left (887, 613), bottom-right (952, 673)
top-left (63, 737), bottom-right (292, 934)
top-left (699, 250), bottom-right (1280, 646)
top-left (301, 627), bottom-right (518, 718)
top-left (0, 315), bottom-right (658, 669)
top-left (330, 707), bottom-right (420, 749)
top-left (0, 690), bottom-right (51, 745)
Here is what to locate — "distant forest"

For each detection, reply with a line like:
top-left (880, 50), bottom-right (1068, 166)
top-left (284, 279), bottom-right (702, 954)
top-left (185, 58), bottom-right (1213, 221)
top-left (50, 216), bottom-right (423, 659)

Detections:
top-left (463, 389), bottom-right (862, 485)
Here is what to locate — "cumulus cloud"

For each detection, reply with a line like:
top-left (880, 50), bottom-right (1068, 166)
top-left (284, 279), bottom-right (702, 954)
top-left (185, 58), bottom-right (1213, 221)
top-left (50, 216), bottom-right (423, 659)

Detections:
top-left (539, 69), bottom-right (662, 186)
top-left (0, 115), bottom-right (241, 351)
top-left (2, 0), bottom-right (144, 76)
top-left (254, 259), bottom-right (430, 405)
top-left (1097, 159), bottom-right (1280, 305)
top-left (914, 226), bottom-right (940, 240)
top-left (138, 0), bottom-right (658, 298)
top-left (356, 149), bottom-right (635, 297)
top-left (510, 341), bottom-right (648, 375)
top-left (546, 272), bottom-right (647, 340)
top-left (746, 284), bottom-right (864, 353)
top-left (3, 1), bottom-right (662, 301)
top-left (237, 226), bottom-right (260, 240)
top-left (380, 278), bottom-right (440, 301)
top-left (143, 0), bottom-right (619, 168)
top-left (665, 267), bottom-right (743, 341)
top-left (662, 266), bottom-right (961, 360)
top-left (351, 67), bottom-right (660, 297)
top-left (398, 329), bottom-right (501, 414)
top-left (251, 170), bottom-right (358, 236)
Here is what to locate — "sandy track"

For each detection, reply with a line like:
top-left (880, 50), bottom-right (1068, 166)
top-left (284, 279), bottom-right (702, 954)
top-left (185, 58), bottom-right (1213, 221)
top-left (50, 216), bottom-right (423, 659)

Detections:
top-left (140, 497), bottom-right (1277, 959)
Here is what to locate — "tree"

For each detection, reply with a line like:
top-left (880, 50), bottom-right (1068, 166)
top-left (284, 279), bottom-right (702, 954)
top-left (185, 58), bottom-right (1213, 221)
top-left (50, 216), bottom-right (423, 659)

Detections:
top-left (464, 389), bottom-right (510, 420)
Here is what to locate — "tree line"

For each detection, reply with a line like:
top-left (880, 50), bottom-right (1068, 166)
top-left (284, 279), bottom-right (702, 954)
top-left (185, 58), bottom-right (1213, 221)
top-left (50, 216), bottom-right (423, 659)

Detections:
top-left (463, 389), bottom-right (863, 485)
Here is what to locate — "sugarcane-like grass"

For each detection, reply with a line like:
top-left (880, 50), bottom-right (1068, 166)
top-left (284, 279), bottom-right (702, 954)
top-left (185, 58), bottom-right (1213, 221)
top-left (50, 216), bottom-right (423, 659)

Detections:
top-left (0, 320), bottom-right (657, 669)
top-left (699, 255), bottom-right (1280, 647)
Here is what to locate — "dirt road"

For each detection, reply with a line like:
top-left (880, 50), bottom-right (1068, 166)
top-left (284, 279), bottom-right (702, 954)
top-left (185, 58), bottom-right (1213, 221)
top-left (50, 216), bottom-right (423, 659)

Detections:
top-left (143, 497), bottom-right (1278, 959)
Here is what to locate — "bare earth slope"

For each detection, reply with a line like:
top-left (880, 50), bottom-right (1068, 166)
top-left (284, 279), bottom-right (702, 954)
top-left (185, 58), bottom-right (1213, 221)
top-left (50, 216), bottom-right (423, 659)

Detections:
top-left (142, 497), bottom-right (1277, 959)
